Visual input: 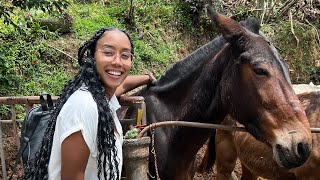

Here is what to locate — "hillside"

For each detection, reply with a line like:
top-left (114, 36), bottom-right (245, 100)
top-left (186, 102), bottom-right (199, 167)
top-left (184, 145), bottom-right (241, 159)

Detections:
top-left (1, 0), bottom-right (319, 99)
top-left (0, 0), bottom-right (319, 179)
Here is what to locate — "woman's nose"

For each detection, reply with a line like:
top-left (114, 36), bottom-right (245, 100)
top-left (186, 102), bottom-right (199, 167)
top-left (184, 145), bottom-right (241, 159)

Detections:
top-left (111, 55), bottom-right (122, 65)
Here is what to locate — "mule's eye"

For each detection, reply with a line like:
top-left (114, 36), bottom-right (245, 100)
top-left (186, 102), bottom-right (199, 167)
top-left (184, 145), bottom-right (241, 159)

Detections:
top-left (253, 68), bottom-right (269, 76)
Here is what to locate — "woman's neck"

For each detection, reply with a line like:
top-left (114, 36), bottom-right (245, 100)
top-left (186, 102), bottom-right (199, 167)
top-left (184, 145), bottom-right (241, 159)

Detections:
top-left (105, 87), bottom-right (115, 100)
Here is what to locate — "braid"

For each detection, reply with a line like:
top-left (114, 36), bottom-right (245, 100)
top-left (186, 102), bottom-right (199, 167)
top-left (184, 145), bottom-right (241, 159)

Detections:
top-left (23, 27), bottom-right (134, 180)
top-left (82, 57), bottom-right (120, 180)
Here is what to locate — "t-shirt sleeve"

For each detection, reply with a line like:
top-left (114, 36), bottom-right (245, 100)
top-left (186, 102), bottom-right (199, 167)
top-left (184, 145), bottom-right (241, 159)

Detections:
top-left (56, 92), bottom-right (98, 153)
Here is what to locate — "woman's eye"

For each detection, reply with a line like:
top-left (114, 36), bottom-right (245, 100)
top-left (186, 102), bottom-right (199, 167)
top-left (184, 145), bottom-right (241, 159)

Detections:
top-left (253, 68), bottom-right (269, 76)
top-left (121, 53), bottom-right (130, 60)
top-left (103, 51), bottom-right (114, 57)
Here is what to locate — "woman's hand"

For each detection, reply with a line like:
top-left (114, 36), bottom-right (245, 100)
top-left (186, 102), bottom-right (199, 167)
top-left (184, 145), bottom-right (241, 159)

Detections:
top-left (145, 72), bottom-right (156, 84)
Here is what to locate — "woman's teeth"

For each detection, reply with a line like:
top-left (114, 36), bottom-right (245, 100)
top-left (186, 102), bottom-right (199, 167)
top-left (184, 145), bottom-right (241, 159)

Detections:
top-left (107, 71), bottom-right (121, 76)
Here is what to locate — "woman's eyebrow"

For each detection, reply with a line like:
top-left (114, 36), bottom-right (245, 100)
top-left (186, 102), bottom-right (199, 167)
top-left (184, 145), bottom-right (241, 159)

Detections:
top-left (121, 48), bottom-right (131, 52)
top-left (100, 45), bottom-right (131, 52)
top-left (101, 44), bottom-right (114, 49)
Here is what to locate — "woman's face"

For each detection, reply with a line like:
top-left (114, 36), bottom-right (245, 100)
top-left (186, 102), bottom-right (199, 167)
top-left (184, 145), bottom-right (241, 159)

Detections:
top-left (94, 30), bottom-right (132, 96)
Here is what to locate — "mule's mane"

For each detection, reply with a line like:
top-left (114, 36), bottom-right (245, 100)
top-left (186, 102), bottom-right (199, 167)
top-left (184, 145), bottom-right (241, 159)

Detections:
top-left (154, 36), bottom-right (225, 91)
top-left (153, 19), bottom-right (260, 92)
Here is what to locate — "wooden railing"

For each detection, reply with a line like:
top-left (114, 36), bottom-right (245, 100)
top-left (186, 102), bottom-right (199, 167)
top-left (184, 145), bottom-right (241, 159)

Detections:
top-left (0, 95), bottom-right (146, 180)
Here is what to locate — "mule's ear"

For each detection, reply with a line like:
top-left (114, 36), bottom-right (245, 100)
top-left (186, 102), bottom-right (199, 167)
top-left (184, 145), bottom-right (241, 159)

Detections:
top-left (206, 4), bottom-right (247, 44)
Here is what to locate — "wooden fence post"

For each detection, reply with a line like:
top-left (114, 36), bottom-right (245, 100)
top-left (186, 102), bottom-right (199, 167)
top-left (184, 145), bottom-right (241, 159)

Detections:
top-left (0, 116), bottom-right (8, 180)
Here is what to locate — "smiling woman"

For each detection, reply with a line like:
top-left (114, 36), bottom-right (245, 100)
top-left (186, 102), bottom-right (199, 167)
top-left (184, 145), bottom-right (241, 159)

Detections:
top-left (94, 30), bottom-right (133, 97)
top-left (22, 27), bottom-right (154, 180)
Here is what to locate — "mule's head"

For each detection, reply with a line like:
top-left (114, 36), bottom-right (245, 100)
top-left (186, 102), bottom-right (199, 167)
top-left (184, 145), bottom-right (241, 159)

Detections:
top-left (206, 5), bottom-right (312, 168)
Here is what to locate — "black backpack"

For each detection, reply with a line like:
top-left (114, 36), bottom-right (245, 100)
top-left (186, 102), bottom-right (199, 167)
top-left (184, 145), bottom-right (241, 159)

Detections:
top-left (10, 93), bottom-right (54, 179)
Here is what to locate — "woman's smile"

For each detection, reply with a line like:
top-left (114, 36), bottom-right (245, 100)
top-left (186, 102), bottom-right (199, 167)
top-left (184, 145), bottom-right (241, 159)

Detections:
top-left (106, 70), bottom-right (123, 77)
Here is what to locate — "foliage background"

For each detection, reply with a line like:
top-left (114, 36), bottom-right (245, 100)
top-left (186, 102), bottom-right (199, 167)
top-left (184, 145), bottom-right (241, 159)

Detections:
top-left (0, 1), bottom-right (318, 178)
top-left (0, 0), bottom-right (319, 100)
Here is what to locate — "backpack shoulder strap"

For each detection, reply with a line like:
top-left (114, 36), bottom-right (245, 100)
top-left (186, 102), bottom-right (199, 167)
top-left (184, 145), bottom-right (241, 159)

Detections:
top-left (40, 92), bottom-right (53, 111)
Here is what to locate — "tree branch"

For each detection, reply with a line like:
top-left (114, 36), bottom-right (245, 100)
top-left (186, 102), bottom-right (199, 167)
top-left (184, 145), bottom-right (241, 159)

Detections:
top-left (289, 9), bottom-right (299, 48)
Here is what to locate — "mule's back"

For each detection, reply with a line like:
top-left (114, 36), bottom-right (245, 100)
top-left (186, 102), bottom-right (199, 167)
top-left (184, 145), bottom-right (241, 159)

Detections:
top-left (292, 91), bottom-right (320, 179)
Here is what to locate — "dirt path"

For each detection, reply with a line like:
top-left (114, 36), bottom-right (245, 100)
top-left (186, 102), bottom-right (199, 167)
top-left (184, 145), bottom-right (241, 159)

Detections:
top-left (194, 145), bottom-right (243, 180)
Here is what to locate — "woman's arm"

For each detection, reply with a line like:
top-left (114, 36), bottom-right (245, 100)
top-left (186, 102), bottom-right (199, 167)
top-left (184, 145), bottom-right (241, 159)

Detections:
top-left (61, 131), bottom-right (90, 180)
top-left (115, 73), bottom-right (156, 97)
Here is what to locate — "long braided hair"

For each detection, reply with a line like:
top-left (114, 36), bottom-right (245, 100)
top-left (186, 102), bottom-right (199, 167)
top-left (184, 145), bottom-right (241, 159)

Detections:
top-left (23, 27), bottom-right (134, 180)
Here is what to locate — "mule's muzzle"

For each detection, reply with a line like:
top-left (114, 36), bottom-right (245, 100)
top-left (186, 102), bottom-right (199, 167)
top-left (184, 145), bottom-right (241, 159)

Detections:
top-left (275, 142), bottom-right (311, 168)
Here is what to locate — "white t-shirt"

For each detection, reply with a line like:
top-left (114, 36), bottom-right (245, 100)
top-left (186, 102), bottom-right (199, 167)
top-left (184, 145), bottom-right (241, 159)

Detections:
top-left (48, 87), bottom-right (123, 180)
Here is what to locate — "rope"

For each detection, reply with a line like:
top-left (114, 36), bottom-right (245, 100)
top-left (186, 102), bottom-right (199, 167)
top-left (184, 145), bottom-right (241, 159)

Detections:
top-left (138, 120), bottom-right (320, 178)
top-left (138, 121), bottom-right (320, 138)
top-left (150, 124), bottom-right (160, 180)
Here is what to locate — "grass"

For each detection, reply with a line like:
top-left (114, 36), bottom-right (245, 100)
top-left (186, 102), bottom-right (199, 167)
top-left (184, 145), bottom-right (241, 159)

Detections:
top-left (65, 1), bottom-right (182, 77)
top-left (69, 3), bottom-right (124, 38)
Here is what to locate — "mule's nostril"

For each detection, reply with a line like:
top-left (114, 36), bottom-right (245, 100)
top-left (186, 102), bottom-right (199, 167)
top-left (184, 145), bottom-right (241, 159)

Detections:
top-left (297, 142), bottom-right (310, 161)
top-left (276, 144), bottom-right (282, 154)
top-left (275, 143), bottom-right (310, 168)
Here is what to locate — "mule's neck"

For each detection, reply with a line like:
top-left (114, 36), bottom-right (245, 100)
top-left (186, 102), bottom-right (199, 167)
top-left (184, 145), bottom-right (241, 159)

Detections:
top-left (159, 45), bottom-right (236, 179)
top-left (150, 38), bottom-right (226, 119)
top-left (177, 44), bottom-right (232, 123)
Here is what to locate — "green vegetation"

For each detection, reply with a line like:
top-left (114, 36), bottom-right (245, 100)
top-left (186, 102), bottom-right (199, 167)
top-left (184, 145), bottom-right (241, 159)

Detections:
top-left (261, 21), bottom-right (320, 84)
top-left (124, 128), bottom-right (139, 139)
top-left (0, 1), bottom-right (319, 113)
top-left (0, 0), bottom-right (183, 98)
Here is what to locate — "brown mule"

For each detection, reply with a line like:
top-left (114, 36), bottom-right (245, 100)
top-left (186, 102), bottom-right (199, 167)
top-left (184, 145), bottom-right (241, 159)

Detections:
top-left (129, 5), bottom-right (312, 179)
